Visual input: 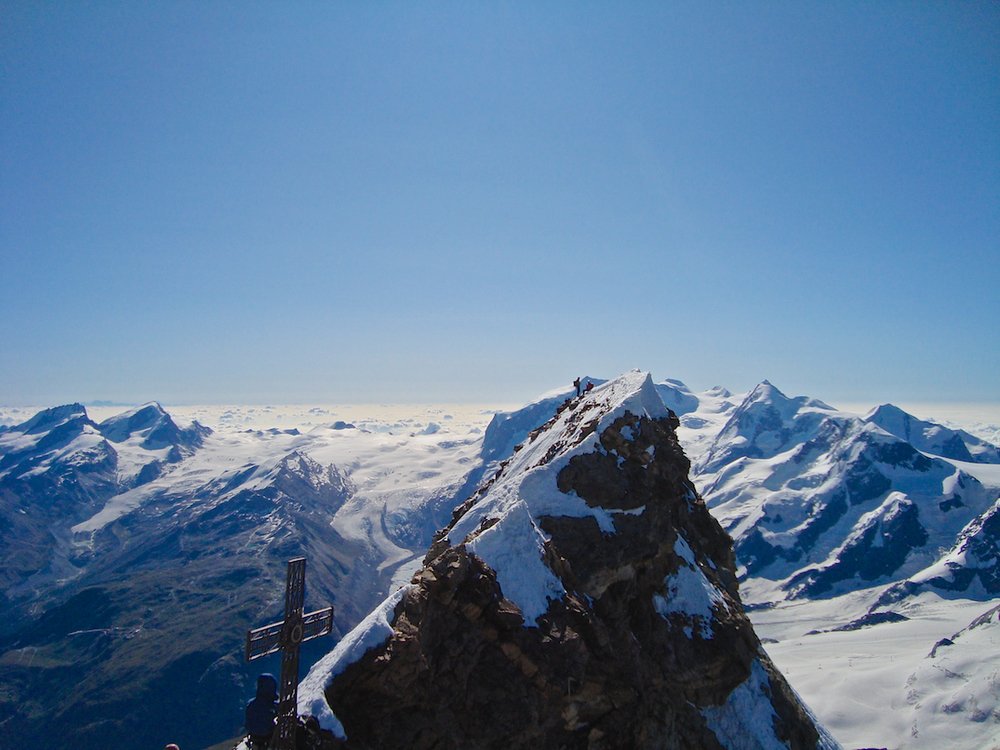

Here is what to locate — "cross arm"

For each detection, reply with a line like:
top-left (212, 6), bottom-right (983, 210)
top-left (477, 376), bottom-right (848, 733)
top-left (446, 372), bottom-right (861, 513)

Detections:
top-left (245, 606), bottom-right (334, 661)
top-left (246, 620), bottom-right (284, 662)
top-left (301, 607), bottom-right (334, 643)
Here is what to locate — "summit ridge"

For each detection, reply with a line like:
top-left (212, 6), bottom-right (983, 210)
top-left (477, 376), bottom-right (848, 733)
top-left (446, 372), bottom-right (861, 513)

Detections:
top-left (300, 371), bottom-right (838, 749)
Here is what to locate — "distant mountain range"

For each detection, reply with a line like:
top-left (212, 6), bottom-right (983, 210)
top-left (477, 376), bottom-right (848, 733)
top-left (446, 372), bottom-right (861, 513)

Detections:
top-left (695, 381), bottom-right (995, 602)
top-left (0, 402), bottom-right (416, 749)
top-left (0, 377), bottom-right (997, 749)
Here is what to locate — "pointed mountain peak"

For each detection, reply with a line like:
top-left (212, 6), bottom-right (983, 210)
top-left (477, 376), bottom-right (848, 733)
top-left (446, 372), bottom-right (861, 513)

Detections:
top-left (300, 369), bottom-right (836, 749)
top-left (748, 379), bottom-right (785, 402)
top-left (864, 403), bottom-right (914, 436)
top-left (97, 402), bottom-right (210, 453)
top-left (134, 401), bottom-right (168, 417)
top-left (868, 403), bottom-right (904, 418)
top-left (738, 380), bottom-right (833, 415)
top-left (448, 370), bottom-right (669, 537)
top-left (15, 403), bottom-right (92, 434)
top-left (271, 449), bottom-right (324, 477)
top-left (98, 402), bottom-right (176, 443)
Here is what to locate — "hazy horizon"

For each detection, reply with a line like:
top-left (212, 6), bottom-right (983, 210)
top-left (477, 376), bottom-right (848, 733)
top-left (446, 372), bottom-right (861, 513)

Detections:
top-left (4, 388), bottom-right (1000, 444)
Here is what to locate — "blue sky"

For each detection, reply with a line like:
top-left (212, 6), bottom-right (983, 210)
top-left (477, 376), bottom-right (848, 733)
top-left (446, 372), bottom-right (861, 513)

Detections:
top-left (2, 2), bottom-right (997, 405)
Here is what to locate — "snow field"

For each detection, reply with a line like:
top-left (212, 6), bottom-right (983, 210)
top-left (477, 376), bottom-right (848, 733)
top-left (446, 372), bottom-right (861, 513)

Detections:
top-left (752, 593), bottom-right (998, 750)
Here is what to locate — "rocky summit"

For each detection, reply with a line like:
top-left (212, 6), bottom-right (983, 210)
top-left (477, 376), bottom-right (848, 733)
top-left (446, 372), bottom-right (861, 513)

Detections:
top-left (299, 371), bottom-right (838, 749)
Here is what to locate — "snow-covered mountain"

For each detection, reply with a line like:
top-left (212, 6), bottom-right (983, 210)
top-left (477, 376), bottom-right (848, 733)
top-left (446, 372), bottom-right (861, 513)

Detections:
top-left (0, 402), bottom-right (482, 750)
top-left (0, 403), bottom-right (114, 493)
top-left (98, 401), bottom-right (211, 465)
top-left (681, 380), bottom-right (1000, 750)
top-left (1, 375), bottom-right (997, 750)
top-left (866, 403), bottom-right (1000, 464)
top-left (695, 381), bottom-right (994, 602)
top-left (875, 498), bottom-right (1000, 604)
top-left (0, 401), bottom-right (219, 595)
top-left (299, 372), bottom-right (838, 749)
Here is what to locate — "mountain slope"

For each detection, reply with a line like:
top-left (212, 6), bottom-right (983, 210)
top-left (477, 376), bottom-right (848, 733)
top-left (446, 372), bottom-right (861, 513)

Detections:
top-left (0, 404), bottom-right (119, 599)
top-left (866, 403), bottom-right (1000, 464)
top-left (0, 440), bottom-right (365, 750)
top-left (696, 382), bottom-right (994, 602)
top-left (899, 603), bottom-right (1000, 748)
top-left (300, 372), bottom-right (837, 749)
top-left (0, 400), bottom-right (499, 750)
top-left (875, 498), bottom-right (1000, 605)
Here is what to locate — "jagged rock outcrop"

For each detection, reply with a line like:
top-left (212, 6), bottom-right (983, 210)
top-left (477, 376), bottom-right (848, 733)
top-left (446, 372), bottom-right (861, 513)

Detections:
top-left (300, 371), bottom-right (837, 749)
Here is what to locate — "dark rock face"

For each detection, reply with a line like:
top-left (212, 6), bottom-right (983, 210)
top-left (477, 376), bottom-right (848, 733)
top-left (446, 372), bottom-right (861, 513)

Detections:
top-left (875, 499), bottom-right (1000, 607)
top-left (321, 379), bottom-right (832, 749)
top-left (788, 498), bottom-right (929, 598)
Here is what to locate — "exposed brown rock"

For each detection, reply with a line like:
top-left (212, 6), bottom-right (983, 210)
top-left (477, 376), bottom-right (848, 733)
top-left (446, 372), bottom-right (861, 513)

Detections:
top-left (322, 381), bottom-right (833, 749)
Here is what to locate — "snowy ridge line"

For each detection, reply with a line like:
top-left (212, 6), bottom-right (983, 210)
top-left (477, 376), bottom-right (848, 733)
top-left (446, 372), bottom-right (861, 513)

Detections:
top-left (297, 584), bottom-right (412, 737)
top-left (443, 371), bottom-right (671, 623)
top-left (296, 370), bottom-right (839, 749)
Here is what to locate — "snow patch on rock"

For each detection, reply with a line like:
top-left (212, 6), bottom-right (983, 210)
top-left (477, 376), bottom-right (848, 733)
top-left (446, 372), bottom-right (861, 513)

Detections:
top-left (466, 501), bottom-right (566, 624)
top-left (298, 584), bottom-right (413, 736)
top-left (654, 535), bottom-right (726, 638)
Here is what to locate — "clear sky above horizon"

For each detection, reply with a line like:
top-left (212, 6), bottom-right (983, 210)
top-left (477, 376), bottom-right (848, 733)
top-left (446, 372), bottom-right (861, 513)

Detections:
top-left (2, 2), bottom-right (998, 406)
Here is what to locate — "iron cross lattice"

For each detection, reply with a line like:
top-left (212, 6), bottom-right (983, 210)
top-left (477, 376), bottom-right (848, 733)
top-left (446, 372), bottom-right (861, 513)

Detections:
top-left (246, 557), bottom-right (334, 750)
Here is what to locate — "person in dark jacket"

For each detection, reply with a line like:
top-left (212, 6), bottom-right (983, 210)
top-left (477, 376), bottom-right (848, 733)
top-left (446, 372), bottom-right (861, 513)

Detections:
top-left (245, 673), bottom-right (279, 748)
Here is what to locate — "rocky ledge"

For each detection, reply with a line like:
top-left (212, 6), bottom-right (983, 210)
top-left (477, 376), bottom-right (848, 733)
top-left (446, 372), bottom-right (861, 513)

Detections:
top-left (299, 371), bottom-right (838, 750)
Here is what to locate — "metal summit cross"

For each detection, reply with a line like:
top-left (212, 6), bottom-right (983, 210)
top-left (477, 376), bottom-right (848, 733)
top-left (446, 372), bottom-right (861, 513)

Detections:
top-left (245, 557), bottom-right (334, 750)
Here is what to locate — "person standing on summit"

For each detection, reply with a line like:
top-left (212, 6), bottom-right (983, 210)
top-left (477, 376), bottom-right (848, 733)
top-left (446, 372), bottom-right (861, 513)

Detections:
top-left (573, 377), bottom-right (581, 397)
top-left (245, 673), bottom-right (279, 749)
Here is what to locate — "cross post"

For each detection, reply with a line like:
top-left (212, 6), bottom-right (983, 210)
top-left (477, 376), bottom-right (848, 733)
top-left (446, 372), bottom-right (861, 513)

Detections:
top-left (246, 557), bottom-right (334, 750)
